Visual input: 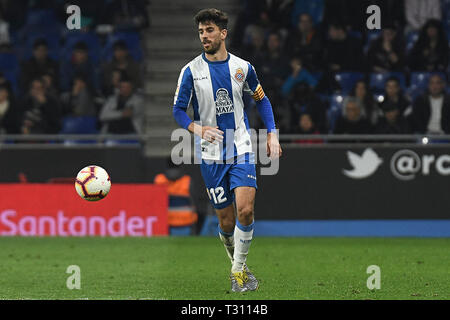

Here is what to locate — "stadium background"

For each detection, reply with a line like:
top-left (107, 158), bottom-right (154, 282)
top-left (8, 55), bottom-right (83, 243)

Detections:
top-left (0, 0), bottom-right (449, 238)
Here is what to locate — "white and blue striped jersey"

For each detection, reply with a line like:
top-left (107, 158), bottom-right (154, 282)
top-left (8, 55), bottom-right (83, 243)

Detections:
top-left (173, 52), bottom-right (267, 161)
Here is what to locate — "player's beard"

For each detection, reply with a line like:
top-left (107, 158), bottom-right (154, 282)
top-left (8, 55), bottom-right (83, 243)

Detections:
top-left (203, 39), bottom-right (221, 55)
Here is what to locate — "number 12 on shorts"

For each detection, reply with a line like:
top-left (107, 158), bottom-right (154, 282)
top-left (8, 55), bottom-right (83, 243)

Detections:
top-left (207, 187), bottom-right (227, 204)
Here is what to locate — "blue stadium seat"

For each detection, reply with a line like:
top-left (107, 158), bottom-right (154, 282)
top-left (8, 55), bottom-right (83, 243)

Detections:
top-left (0, 53), bottom-right (18, 72)
top-left (364, 30), bottom-right (381, 53)
top-left (327, 94), bottom-right (344, 133)
top-left (60, 116), bottom-right (98, 134)
top-left (61, 31), bottom-right (101, 64)
top-left (102, 31), bottom-right (143, 62)
top-left (406, 31), bottom-right (419, 52)
top-left (369, 72), bottom-right (406, 94)
top-left (26, 9), bottom-right (58, 27)
top-left (334, 72), bottom-right (364, 95)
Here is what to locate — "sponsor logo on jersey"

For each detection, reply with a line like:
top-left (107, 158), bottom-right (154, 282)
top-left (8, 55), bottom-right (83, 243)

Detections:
top-left (234, 68), bottom-right (245, 82)
top-left (193, 76), bottom-right (208, 81)
top-left (215, 88), bottom-right (234, 116)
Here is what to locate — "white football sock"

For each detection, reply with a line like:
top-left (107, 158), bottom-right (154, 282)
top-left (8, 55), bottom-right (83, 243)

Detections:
top-left (219, 228), bottom-right (234, 263)
top-left (231, 221), bottom-right (254, 273)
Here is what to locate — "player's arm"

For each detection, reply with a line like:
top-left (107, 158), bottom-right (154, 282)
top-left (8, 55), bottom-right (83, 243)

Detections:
top-left (245, 64), bottom-right (282, 158)
top-left (172, 66), bottom-right (223, 143)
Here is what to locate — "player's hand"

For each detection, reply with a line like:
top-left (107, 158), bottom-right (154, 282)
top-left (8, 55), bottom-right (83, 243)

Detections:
top-left (202, 126), bottom-right (224, 144)
top-left (267, 131), bottom-right (282, 159)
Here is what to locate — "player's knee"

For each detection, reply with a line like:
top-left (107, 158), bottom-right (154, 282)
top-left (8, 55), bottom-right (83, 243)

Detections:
top-left (237, 205), bottom-right (254, 221)
top-left (219, 216), bottom-right (234, 229)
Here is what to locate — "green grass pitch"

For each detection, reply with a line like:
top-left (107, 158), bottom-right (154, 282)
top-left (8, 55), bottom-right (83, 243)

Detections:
top-left (0, 237), bottom-right (448, 300)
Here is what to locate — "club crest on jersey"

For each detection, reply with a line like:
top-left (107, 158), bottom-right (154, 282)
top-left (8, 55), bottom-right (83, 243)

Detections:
top-left (234, 68), bottom-right (245, 82)
top-left (215, 88), bottom-right (234, 116)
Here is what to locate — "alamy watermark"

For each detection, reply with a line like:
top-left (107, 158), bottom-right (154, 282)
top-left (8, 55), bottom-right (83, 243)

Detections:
top-left (66, 5), bottom-right (81, 30)
top-left (366, 5), bottom-right (381, 30)
top-left (66, 265), bottom-right (81, 290)
top-left (366, 265), bottom-right (381, 290)
top-left (170, 127), bottom-right (280, 176)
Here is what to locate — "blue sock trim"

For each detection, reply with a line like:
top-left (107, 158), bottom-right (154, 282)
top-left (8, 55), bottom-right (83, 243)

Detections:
top-left (236, 220), bottom-right (254, 232)
top-left (218, 225), bottom-right (234, 237)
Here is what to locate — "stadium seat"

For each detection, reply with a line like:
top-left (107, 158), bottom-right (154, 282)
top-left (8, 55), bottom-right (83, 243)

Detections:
top-left (0, 53), bottom-right (18, 72)
top-left (327, 94), bottom-right (344, 133)
top-left (406, 31), bottom-right (419, 52)
top-left (26, 9), bottom-right (58, 27)
top-left (369, 72), bottom-right (406, 94)
top-left (61, 31), bottom-right (101, 64)
top-left (60, 116), bottom-right (98, 134)
top-left (101, 31), bottom-right (143, 62)
top-left (364, 29), bottom-right (381, 53)
top-left (334, 72), bottom-right (364, 95)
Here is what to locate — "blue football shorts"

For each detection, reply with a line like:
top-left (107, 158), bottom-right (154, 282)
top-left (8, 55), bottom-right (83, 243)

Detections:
top-left (200, 153), bottom-right (257, 209)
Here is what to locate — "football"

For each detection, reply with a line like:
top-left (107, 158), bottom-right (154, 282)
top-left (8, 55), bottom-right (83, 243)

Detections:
top-left (75, 165), bottom-right (111, 201)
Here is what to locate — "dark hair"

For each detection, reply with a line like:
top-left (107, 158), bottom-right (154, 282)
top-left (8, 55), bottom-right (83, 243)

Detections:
top-left (385, 76), bottom-right (400, 86)
top-left (73, 41), bottom-right (88, 51)
top-left (119, 72), bottom-right (133, 84)
top-left (416, 19), bottom-right (448, 49)
top-left (33, 38), bottom-right (48, 49)
top-left (113, 40), bottom-right (128, 51)
top-left (194, 8), bottom-right (228, 30)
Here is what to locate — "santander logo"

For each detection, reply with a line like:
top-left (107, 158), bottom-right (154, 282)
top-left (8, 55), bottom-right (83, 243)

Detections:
top-left (0, 210), bottom-right (158, 237)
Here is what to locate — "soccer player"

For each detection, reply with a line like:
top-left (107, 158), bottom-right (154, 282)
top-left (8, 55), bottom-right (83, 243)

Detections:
top-left (172, 8), bottom-right (282, 292)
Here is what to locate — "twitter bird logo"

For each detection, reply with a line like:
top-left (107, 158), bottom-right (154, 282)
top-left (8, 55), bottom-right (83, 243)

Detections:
top-left (343, 148), bottom-right (383, 179)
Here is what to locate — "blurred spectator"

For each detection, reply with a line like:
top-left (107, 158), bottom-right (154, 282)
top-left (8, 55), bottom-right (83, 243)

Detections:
top-left (281, 57), bottom-right (318, 97)
top-left (351, 80), bottom-right (379, 126)
top-left (334, 97), bottom-right (372, 134)
top-left (0, 11), bottom-right (11, 50)
top-left (367, 25), bottom-right (405, 72)
top-left (291, 112), bottom-right (323, 144)
top-left (101, 40), bottom-right (142, 95)
top-left (410, 74), bottom-right (450, 134)
top-left (61, 75), bottom-right (96, 117)
top-left (323, 22), bottom-right (364, 72)
top-left (375, 100), bottom-right (411, 134)
top-left (0, 85), bottom-right (19, 133)
top-left (0, 71), bottom-right (13, 95)
top-left (254, 31), bottom-right (290, 93)
top-left (291, 0), bottom-right (324, 27)
top-left (379, 77), bottom-right (411, 115)
top-left (409, 19), bottom-right (449, 72)
top-left (19, 39), bottom-right (59, 94)
top-left (288, 82), bottom-right (327, 132)
top-left (41, 72), bottom-right (59, 101)
top-left (103, 68), bottom-right (123, 97)
top-left (240, 25), bottom-right (265, 63)
top-left (60, 41), bottom-right (98, 93)
top-left (20, 78), bottom-right (61, 134)
top-left (285, 13), bottom-right (323, 71)
top-left (99, 75), bottom-right (144, 134)
top-left (405, 0), bottom-right (441, 33)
